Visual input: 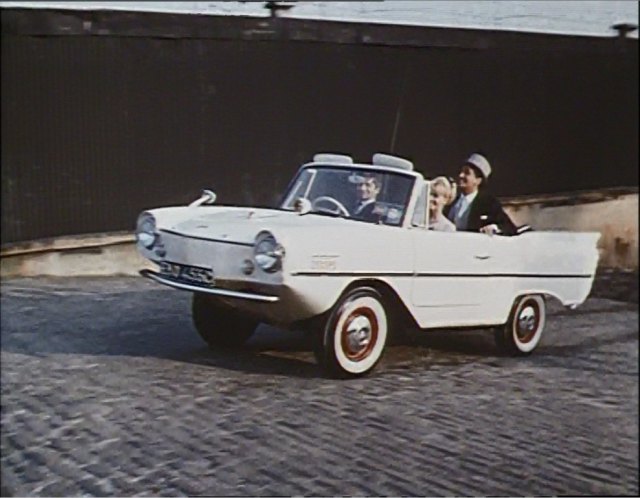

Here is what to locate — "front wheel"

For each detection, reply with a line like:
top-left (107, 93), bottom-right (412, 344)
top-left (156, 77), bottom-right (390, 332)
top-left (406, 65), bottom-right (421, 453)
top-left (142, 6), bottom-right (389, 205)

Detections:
top-left (315, 287), bottom-right (389, 378)
top-left (495, 294), bottom-right (546, 355)
top-left (192, 293), bottom-right (258, 349)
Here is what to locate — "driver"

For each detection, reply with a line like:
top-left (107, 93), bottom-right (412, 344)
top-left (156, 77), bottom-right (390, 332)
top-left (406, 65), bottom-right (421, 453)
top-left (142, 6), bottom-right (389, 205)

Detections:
top-left (352, 174), bottom-right (382, 222)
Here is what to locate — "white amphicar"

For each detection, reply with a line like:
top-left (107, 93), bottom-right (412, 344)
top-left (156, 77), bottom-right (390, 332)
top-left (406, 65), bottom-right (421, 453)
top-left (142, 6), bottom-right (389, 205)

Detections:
top-left (136, 153), bottom-right (600, 377)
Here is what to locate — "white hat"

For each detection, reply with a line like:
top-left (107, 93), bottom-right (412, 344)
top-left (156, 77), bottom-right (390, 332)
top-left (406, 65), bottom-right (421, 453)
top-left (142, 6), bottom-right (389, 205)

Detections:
top-left (466, 153), bottom-right (491, 179)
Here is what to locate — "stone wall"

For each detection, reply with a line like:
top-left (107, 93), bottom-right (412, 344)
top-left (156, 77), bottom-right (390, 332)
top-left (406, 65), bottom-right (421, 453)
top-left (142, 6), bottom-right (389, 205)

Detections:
top-left (503, 189), bottom-right (638, 269)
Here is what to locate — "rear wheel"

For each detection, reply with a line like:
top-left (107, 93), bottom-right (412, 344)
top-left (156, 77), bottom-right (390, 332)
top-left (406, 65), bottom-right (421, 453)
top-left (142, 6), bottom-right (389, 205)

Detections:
top-left (495, 294), bottom-right (546, 355)
top-left (192, 293), bottom-right (258, 349)
top-left (315, 287), bottom-right (389, 378)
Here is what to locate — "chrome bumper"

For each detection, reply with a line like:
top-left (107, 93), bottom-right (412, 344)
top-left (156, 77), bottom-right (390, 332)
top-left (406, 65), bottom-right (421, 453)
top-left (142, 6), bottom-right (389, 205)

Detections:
top-left (139, 269), bottom-right (280, 303)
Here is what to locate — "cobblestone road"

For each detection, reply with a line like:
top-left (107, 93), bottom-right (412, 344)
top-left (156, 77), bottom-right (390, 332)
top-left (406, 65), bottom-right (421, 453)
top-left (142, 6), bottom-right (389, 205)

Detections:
top-left (1, 276), bottom-right (638, 496)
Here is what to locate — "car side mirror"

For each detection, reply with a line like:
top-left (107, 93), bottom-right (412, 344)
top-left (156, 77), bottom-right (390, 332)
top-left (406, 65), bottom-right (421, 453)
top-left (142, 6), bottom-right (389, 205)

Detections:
top-left (189, 189), bottom-right (217, 207)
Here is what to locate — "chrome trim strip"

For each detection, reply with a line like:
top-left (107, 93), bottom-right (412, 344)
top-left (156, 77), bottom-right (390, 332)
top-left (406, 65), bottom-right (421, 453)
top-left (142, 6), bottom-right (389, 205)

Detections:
top-left (290, 271), bottom-right (593, 278)
top-left (289, 270), bottom-right (414, 277)
top-left (414, 273), bottom-right (593, 278)
top-left (140, 270), bottom-right (279, 302)
top-left (159, 228), bottom-right (254, 247)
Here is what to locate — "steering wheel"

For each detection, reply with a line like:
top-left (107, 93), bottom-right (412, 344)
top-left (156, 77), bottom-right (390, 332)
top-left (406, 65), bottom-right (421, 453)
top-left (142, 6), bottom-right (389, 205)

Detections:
top-left (311, 196), bottom-right (350, 217)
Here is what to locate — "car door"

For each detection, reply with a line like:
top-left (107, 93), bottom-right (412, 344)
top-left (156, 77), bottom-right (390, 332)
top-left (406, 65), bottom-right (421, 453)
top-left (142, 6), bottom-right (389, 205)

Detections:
top-left (410, 228), bottom-right (493, 328)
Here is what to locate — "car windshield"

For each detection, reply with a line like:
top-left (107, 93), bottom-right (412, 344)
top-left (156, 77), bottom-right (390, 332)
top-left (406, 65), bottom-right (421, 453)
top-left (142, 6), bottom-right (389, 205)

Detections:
top-left (281, 166), bottom-right (416, 226)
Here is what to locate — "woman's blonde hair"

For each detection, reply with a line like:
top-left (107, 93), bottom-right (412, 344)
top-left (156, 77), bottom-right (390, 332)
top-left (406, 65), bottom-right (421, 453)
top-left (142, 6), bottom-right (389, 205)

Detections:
top-left (431, 176), bottom-right (457, 205)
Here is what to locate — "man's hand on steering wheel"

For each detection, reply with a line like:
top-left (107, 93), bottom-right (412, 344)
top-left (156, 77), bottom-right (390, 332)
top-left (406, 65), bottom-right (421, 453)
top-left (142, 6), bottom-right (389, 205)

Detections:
top-left (311, 196), bottom-right (351, 217)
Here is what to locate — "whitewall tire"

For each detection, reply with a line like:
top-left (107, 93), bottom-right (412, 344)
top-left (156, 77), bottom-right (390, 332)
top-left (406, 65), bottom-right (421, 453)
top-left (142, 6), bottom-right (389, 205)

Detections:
top-left (316, 287), bottom-right (388, 378)
top-left (495, 294), bottom-right (546, 355)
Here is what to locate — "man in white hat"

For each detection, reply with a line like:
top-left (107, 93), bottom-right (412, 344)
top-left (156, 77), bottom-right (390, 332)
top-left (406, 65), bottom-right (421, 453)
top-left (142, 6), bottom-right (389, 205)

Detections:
top-left (444, 153), bottom-right (516, 235)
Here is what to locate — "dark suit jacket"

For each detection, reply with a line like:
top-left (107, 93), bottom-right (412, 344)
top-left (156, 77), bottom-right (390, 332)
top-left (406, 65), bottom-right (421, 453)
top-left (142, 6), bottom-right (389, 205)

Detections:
top-left (352, 201), bottom-right (379, 223)
top-left (445, 190), bottom-right (517, 236)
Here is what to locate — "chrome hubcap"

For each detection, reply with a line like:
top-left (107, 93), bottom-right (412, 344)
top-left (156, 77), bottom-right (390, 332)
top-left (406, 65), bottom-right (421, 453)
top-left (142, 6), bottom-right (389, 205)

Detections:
top-left (518, 306), bottom-right (537, 332)
top-left (346, 315), bottom-right (372, 354)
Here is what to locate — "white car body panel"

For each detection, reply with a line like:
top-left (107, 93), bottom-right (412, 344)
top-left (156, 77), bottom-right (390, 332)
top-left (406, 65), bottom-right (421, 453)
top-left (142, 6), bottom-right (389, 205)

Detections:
top-left (410, 229), bottom-right (599, 327)
top-left (138, 190), bottom-right (600, 330)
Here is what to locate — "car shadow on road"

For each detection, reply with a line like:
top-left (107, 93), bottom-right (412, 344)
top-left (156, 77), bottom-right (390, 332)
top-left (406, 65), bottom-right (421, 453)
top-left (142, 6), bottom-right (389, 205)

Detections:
top-left (5, 289), bottom-right (633, 379)
top-left (0, 312), bottom-right (327, 379)
top-left (401, 327), bottom-right (499, 356)
top-left (189, 348), bottom-right (321, 379)
top-left (174, 325), bottom-right (322, 378)
top-left (194, 327), bottom-right (504, 378)
top-left (1, 310), bottom-right (505, 379)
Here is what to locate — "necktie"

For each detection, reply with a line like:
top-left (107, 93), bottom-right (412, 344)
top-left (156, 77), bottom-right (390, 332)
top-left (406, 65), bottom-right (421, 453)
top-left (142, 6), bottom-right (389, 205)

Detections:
top-left (454, 196), bottom-right (468, 229)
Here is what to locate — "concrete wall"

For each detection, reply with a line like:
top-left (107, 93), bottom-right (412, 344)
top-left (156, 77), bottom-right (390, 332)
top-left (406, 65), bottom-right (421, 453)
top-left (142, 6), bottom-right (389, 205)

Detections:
top-left (503, 189), bottom-right (638, 269)
top-left (2, 189), bottom-right (636, 278)
top-left (0, 233), bottom-right (153, 278)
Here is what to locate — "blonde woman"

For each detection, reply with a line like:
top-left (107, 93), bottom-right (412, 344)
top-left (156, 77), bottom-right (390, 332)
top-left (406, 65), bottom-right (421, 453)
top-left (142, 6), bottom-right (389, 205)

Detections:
top-left (428, 176), bottom-right (456, 232)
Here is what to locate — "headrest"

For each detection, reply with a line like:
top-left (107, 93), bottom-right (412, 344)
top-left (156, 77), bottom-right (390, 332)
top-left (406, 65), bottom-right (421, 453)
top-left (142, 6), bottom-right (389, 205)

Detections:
top-left (372, 153), bottom-right (413, 171)
top-left (313, 153), bottom-right (354, 164)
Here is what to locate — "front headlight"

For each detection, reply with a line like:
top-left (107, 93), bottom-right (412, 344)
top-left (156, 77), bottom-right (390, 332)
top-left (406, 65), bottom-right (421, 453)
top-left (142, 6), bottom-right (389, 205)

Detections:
top-left (136, 212), bottom-right (157, 249)
top-left (254, 231), bottom-right (285, 273)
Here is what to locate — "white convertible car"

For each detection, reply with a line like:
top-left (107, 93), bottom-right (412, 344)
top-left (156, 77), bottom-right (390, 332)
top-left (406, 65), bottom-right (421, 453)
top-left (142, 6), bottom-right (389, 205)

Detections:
top-left (136, 153), bottom-right (600, 377)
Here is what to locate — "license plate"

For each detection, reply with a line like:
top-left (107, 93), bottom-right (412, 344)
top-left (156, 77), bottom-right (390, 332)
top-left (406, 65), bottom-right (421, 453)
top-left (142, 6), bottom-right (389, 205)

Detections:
top-left (159, 261), bottom-right (215, 286)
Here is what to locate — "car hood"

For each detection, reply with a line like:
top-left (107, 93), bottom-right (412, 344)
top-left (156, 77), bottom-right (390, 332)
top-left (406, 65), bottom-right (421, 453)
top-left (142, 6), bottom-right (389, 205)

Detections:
top-left (158, 206), bottom-right (357, 245)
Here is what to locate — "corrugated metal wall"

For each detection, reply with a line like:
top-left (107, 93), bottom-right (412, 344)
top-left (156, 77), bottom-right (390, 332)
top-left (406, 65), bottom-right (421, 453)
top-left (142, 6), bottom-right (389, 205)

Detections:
top-left (1, 8), bottom-right (638, 243)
